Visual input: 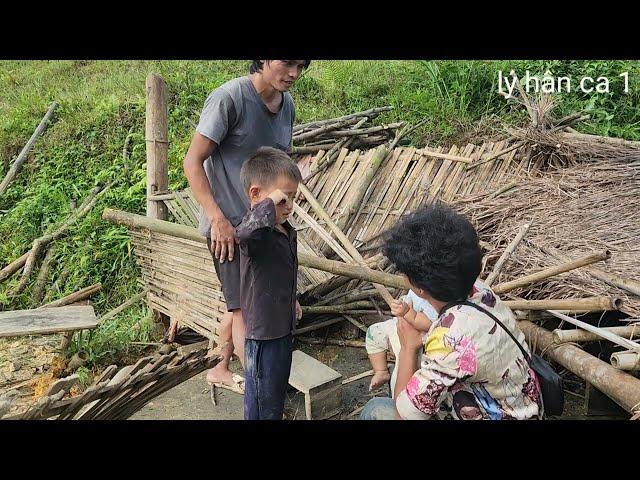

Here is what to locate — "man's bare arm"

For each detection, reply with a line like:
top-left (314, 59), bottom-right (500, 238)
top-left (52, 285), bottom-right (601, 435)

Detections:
top-left (183, 132), bottom-right (236, 263)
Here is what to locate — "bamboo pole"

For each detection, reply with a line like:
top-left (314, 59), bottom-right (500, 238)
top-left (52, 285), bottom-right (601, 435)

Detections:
top-left (145, 73), bottom-right (169, 221)
top-left (292, 203), bottom-right (354, 263)
top-left (325, 122), bottom-right (404, 138)
top-left (293, 318), bottom-right (344, 335)
top-left (466, 140), bottom-right (526, 171)
top-left (518, 320), bottom-right (640, 413)
top-left (0, 252), bottom-right (30, 283)
top-left (484, 221), bottom-right (533, 286)
top-left (610, 351), bottom-right (640, 371)
top-left (298, 183), bottom-right (395, 306)
top-left (0, 102), bottom-right (59, 195)
top-left (492, 250), bottom-right (611, 294)
top-left (97, 290), bottom-right (148, 323)
top-left (561, 131), bottom-right (640, 149)
top-left (292, 117), bottom-right (360, 142)
top-left (32, 246), bottom-right (58, 305)
top-left (302, 301), bottom-right (375, 315)
top-left (315, 287), bottom-right (379, 306)
top-left (41, 283), bottom-right (102, 308)
top-left (102, 208), bottom-right (406, 288)
top-left (336, 145), bottom-right (388, 233)
top-left (343, 314), bottom-right (368, 333)
top-left (503, 297), bottom-right (622, 311)
top-left (296, 337), bottom-right (365, 348)
top-left (553, 324), bottom-right (640, 343)
top-left (292, 106), bottom-right (393, 133)
top-left (11, 181), bottom-right (114, 296)
top-left (537, 243), bottom-right (640, 298)
top-left (342, 369), bottom-right (375, 385)
top-left (291, 143), bottom-right (335, 154)
top-left (545, 310), bottom-right (639, 351)
top-left (415, 149), bottom-right (473, 164)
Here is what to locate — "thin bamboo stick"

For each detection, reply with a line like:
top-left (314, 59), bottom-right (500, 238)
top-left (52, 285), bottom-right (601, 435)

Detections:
top-left (484, 221), bottom-right (533, 286)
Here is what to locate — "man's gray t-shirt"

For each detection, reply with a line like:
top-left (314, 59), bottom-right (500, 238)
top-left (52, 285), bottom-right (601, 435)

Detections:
top-left (196, 76), bottom-right (295, 236)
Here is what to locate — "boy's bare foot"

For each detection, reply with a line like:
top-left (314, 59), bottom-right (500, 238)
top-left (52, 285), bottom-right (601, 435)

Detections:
top-left (369, 370), bottom-right (391, 391)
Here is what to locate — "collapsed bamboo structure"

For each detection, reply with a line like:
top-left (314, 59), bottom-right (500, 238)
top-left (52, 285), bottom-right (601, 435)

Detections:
top-left (10, 69), bottom-right (639, 419)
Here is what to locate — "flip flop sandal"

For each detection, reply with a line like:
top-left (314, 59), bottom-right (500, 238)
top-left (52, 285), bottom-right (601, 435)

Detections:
top-left (208, 374), bottom-right (245, 406)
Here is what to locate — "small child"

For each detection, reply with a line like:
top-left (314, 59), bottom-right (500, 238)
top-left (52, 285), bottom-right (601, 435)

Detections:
top-left (235, 146), bottom-right (303, 420)
top-left (366, 289), bottom-right (438, 392)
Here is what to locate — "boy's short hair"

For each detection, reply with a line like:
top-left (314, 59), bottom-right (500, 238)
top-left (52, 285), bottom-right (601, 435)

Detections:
top-left (383, 202), bottom-right (482, 303)
top-left (240, 146), bottom-right (302, 191)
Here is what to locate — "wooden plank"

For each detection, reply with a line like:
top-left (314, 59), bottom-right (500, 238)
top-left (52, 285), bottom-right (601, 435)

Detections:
top-left (0, 306), bottom-right (97, 337)
top-left (288, 350), bottom-right (342, 394)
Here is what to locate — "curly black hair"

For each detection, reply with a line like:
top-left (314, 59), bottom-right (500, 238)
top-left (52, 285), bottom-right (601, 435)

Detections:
top-left (383, 202), bottom-right (482, 302)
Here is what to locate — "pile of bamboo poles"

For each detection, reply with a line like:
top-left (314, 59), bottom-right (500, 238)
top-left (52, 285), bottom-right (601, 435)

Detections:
top-left (291, 106), bottom-right (400, 155)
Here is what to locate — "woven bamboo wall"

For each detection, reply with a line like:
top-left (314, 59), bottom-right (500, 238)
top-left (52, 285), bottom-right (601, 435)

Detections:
top-left (132, 143), bottom-right (532, 340)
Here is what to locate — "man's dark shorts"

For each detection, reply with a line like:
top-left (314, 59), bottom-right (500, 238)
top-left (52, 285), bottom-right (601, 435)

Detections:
top-left (207, 237), bottom-right (241, 311)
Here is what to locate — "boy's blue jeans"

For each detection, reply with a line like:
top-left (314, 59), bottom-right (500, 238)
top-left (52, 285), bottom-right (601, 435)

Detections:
top-left (244, 335), bottom-right (293, 420)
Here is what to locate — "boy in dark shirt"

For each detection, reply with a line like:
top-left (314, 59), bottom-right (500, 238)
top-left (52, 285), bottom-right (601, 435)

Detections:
top-left (236, 146), bottom-right (303, 420)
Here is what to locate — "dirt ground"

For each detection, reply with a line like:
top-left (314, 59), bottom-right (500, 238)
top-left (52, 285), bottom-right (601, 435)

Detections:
top-left (131, 342), bottom-right (382, 420)
top-left (0, 332), bottom-right (607, 420)
top-left (130, 340), bottom-right (592, 420)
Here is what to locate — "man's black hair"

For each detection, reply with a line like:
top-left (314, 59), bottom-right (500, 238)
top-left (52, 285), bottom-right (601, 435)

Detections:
top-left (249, 60), bottom-right (312, 74)
top-left (240, 146), bottom-right (302, 191)
top-left (383, 202), bottom-right (482, 303)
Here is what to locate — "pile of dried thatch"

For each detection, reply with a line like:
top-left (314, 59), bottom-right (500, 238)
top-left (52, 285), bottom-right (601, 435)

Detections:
top-left (453, 159), bottom-right (640, 317)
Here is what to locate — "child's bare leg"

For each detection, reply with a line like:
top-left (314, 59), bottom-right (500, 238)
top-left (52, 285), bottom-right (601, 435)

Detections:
top-left (231, 309), bottom-right (246, 369)
top-left (368, 352), bottom-right (391, 391)
top-left (206, 311), bottom-right (236, 386)
top-left (366, 320), bottom-right (397, 391)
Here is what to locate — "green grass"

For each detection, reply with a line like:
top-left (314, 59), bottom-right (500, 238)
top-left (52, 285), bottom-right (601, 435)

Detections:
top-left (2, 59), bottom-right (640, 368)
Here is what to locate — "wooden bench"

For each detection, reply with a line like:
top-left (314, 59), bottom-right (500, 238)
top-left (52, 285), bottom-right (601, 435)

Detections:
top-left (288, 350), bottom-right (343, 420)
top-left (0, 305), bottom-right (98, 338)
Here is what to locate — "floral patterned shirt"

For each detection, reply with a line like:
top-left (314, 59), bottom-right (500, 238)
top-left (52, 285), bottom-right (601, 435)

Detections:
top-left (395, 280), bottom-right (541, 420)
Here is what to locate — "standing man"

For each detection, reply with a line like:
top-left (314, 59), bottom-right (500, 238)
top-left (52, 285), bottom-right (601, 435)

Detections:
top-left (183, 60), bottom-right (310, 392)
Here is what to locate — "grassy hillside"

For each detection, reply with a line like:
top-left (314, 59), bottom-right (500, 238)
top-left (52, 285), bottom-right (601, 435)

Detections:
top-left (1, 59), bottom-right (639, 367)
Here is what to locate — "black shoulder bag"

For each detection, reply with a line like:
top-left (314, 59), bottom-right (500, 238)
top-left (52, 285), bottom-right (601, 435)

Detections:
top-left (440, 300), bottom-right (564, 417)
